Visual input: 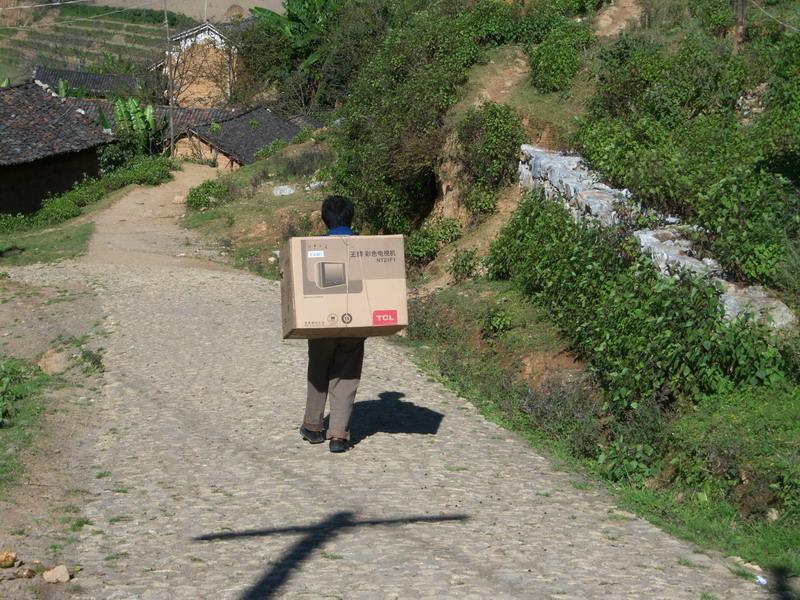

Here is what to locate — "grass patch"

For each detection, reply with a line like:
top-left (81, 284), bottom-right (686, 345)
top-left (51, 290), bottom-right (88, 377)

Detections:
top-left (183, 143), bottom-right (331, 278)
top-left (95, 470), bottom-right (111, 479)
top-left (0, 357), bottom-right (49, 495)
top-left (0, 222), bottom-right (93, 267)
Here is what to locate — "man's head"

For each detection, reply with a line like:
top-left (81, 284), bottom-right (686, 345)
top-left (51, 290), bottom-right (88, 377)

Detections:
top-left (321, 195), bottom-right (355, 230)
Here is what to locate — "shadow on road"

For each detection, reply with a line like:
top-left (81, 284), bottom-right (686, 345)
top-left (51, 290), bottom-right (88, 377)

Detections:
top-left (349, 391), bottom-right (444, 444)
top-left (194, 512), bottom-right (468, 600)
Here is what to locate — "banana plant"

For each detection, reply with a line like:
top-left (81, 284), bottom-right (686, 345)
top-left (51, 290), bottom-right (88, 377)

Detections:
top-left (112, 97), bottom-right (162, 155)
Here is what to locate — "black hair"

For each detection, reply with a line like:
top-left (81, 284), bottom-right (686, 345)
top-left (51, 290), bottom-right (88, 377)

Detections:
top-left (321, 195), bottom-right (355, 229)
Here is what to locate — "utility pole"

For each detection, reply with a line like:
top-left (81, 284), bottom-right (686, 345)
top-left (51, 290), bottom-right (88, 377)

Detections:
top-left (163, 0), bottom-right (175, 156)
top-left (734, 0), bottom-right (746, 54)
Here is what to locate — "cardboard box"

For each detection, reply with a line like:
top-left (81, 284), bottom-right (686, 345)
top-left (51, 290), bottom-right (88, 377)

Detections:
top-left (280, 235), bottom-right (408, 339)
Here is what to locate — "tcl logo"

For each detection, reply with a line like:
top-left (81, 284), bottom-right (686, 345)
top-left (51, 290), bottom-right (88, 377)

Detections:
top-left (372, 310), bottom-right (398, 326)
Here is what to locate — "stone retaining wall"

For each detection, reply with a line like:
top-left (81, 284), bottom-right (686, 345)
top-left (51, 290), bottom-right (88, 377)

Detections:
top-left (518, 144), bottom-right (795, 330)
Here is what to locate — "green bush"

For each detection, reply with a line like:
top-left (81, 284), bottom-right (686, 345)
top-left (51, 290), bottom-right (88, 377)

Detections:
top-left (691, 0), bottom-right (735, 37)
top-left (254, 139), bottom-right (290, 161)
top-left (447, 248), bottom-right (479, 282)
top-left (332, 0), bottom-right (516, 233)
top-left (528, 21), bottom-right (593, 93)
top-left (405, 218), bottom-right (461, 266)
top-left (481, 304), bottom-right (512, 337)
top-left (668, 383), bottom-right (800, 519)
top-left (186, 180), bottom-right (232, 211)
top-left (487, 190), bottom-right (785, 417)
top-left (576, 30), bottom-right (800, 285)
top-left (457, 102), bottom-right (526, 190)
top-left (465, 185), bottom-right (498, 215)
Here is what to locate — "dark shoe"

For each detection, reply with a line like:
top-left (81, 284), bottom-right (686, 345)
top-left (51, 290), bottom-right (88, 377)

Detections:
top-left (299, 425), bottom-right (325, 444)
top-left (329, 438), bottom-right (350, 453)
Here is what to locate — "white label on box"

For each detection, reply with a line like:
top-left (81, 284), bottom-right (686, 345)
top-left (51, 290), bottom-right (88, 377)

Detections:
top-left (307, 250), bottom-right (325, 258)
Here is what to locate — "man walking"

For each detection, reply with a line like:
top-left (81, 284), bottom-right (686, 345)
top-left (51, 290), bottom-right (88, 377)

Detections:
top-left (299, 195), bottom-right (365, 453)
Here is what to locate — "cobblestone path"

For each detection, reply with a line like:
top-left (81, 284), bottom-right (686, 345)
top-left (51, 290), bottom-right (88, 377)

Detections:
top-left (9, 164), bottom-right (766, 599)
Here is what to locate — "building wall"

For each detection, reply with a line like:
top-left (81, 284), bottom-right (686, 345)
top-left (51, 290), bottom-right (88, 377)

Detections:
top-left (174, 135), bottom-right (240, 172)
top-left (0, 148), bottom-right (101, 214)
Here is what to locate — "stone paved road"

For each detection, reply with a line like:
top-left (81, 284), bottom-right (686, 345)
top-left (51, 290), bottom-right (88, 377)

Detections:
top-left (8, 164), bottom-right (766, 599)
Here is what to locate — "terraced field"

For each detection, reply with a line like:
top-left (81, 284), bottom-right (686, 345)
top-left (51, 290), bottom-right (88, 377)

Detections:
top-left (0, 15), bottom-right (174, 83)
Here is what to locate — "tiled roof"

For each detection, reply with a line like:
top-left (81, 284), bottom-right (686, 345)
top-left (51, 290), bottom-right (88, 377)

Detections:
top-left (60, 97), bottom-right (238, 139)
top-left (190, 107), bottom-right (301, 165)
top-left (33, 66), bottom-right (137, 98)
top-left (0, 82), bottom-right (112, 166)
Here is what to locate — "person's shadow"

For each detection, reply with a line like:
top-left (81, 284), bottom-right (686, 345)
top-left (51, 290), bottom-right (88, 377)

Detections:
top-left (346, 391), bottom-right (444, 445)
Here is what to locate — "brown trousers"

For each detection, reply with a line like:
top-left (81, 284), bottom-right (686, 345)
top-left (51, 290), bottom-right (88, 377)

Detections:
top-left (304, 337), bottom-right (365, 440)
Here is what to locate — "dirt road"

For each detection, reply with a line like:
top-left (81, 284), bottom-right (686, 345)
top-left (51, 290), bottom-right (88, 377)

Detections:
top-left (2, 163), bottom-right (765, 599)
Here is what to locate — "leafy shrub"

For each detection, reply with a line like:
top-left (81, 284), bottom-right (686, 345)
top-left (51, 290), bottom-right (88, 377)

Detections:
top-left (447, 248), bottom-right (479, 282)
top-left (332, 0), bottom-right (515, 233)
top-left (667, 383), bottom-right (800, 519)
top-left (576, 30), bottom-right (799, 284)
top-left (405, 218), bottom-right (461, 266)
top-left (457, 102), bottom-right (525, 190)
top-left (697, 168), bottom-right (797, 283)
top-left (487, 190), bottom-right (785, 416)
top-left (186, 180), bottom-right (232, 210)
top-left (528, 21), bottom-right (593, 93)
top-left (465, 185), bottom-right (498, 215)
top-left (481, 305), bottom-right (512, 337)
top-left (691, 0), bottom-right (735, 37)
top-left (254, 139), bottom-right (290, 161)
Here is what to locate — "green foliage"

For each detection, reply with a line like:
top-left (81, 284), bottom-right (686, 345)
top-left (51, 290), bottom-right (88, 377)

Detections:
top-left (0, 157), bottom-right (174, 232)
top-left (87, 52), bottom-right (135, 76)
top-left (487, 190), bottom-right (785, 416)
top-left (100, 98), bottom-right (164, 172)
top-left (251, 0), bottom-right (343, 72)
top-left (186, 180), bottom-right (232, 211)
top-left (668, 383), bottom-right (800, 519)
top-left (598, 437), bottom-right (657, 485)
top-left (482, 304), bottom-right (512, 337)
top-left (691, 0), bottom-right (735, 37)
top-left (457, 102), bottom-right (526, 190)
top-left (0, 359), bottom-right (44, 428)
top-left (332, 0), bottom-right (516, 233)
top-left (465, 185), bottom-right (498, 215)
top-left (528, 20), bottom-right (594, 93)
top-left (576, 29), bottom-right (800, 285)
top-left (254, 139), bottom-right (290, 161)
top-left (447, 248), bottom-right (479, 282)
top-left (405, 218), bottom-right (461, 266)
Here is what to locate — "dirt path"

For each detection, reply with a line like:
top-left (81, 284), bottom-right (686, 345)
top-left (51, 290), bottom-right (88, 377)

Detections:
top-left (595, 0), bottom-right (642, 37)
top-left (1, 164), bottom-right (766, 599)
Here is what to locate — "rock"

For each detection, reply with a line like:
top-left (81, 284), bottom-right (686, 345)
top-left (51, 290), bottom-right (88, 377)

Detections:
top-left (304, 180), bottom-right (326, 191)
top-left (37, 348), bottom-right (71, 375)
top-left (767, 508), bottom-right (780, 522)
top-left (272, 185), bottom-right (296, 197)
top-left (43, 564), bottom-right (70, 583)
top-left (519, 144), bottom-right (796, 330)
top-left (267, 256), bottom-right (277, 265)
top-left (19, 567), bottom-right (36, 579)
top-left (0, 550), bottom-right (16, 569)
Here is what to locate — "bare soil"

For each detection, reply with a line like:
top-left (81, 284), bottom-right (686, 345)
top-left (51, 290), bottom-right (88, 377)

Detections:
top-left (594, 0), bottom-right (643, 37)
